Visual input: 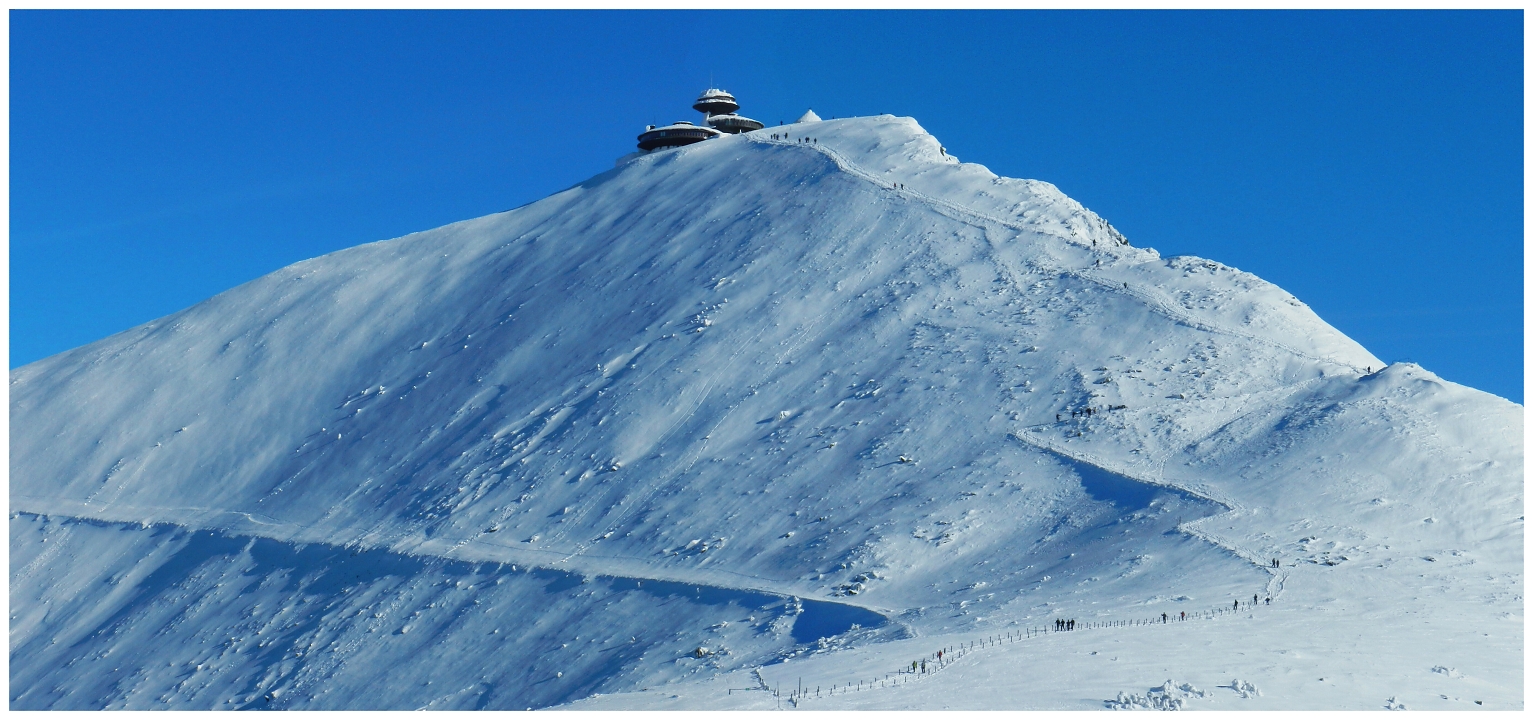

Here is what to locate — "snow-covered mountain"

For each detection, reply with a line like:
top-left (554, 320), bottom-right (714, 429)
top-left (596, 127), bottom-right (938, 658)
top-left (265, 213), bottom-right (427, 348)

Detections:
top-left (11, 115), bottom-right (1521, 710)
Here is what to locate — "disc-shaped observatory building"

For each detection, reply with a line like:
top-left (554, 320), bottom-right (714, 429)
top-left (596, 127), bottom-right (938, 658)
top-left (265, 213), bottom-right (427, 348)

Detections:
top-left (637, 88), bottom-right (765, 152)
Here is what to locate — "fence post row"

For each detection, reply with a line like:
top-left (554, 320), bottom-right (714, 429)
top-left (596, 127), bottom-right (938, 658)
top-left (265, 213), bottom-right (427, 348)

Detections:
top-left (785, 596), bottom-right (1266, 702)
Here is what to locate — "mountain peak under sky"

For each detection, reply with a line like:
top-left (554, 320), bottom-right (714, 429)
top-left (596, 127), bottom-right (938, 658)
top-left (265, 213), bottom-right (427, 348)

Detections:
top-left (11, 114), bottom-right (1520, 710)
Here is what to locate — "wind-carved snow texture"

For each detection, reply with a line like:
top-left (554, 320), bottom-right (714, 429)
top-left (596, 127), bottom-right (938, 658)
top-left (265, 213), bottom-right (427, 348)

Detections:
top-left (11, 115), bottom-right (1522, 710)
top-left (10, 513), bottom-right (887, 710)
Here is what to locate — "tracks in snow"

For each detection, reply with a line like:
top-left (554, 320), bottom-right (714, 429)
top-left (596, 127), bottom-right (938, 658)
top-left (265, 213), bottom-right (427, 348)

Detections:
top-left (748, 135), bottom-right (1367, 375)
top-left (766, 599), bottom-right (1281, 706)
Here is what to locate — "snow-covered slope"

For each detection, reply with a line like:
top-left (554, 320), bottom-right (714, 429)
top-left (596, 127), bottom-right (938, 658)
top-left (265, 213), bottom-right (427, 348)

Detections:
top-left (10, 115), bottom-right (1520, 710)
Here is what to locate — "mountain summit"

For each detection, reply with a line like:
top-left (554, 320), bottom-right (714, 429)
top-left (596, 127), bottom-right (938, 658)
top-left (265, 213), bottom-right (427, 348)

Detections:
top-left (11, 115), bottom-right (1521, 710)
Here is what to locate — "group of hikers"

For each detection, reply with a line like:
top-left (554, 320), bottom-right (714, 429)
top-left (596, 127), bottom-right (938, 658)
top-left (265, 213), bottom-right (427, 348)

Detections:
top-left (1233, 593), bottom-right (1272, 611)
top-left (888, 589), bottom-right (1277, 689)
top-left (766, 133), bottom-right (914, 192)
top-left (1051, 589), bottom-right (1274, 633)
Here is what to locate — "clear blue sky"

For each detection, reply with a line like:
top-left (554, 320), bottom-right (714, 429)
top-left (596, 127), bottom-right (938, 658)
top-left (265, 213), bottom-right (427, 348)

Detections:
top-left (12, 10), bottom-right (1523, 403)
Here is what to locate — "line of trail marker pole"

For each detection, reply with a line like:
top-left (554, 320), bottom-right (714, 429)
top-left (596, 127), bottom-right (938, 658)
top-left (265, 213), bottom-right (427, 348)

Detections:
top-left (792, 599), bottom-right (1265, 704)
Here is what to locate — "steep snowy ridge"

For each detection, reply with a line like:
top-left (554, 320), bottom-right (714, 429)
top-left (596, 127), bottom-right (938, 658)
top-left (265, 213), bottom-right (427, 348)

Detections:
top-left (10, 115), bottom-right (1519, 710)
top-left (753, 118), bottom-right (1377, 371)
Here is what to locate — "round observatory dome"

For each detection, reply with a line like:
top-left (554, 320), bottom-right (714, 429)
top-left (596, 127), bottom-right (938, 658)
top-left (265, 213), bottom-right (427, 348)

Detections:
top-left (635, 89), bottom-right (764, 152)
top-left (636, 121), bottom-right (722, 151)
top-left (692, 89), bottom-right (740, 117)
top-left (706, 113), bottom-right (765, 134)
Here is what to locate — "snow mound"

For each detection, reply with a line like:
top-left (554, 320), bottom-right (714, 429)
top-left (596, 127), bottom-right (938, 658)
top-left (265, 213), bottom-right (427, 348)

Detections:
top-left (1105, 679), bottom-right (1207, 710)
top-left (1228, 678), bottom-right (1262, 698)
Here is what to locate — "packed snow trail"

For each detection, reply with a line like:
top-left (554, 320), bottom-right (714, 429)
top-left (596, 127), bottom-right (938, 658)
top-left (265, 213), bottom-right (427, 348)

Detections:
top-left (750, 131), bottom-right (1370, 374)
top-left (9, 496), bottom-right (903, 621)
top-left (767, 599), bottom-right (1278, 705)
